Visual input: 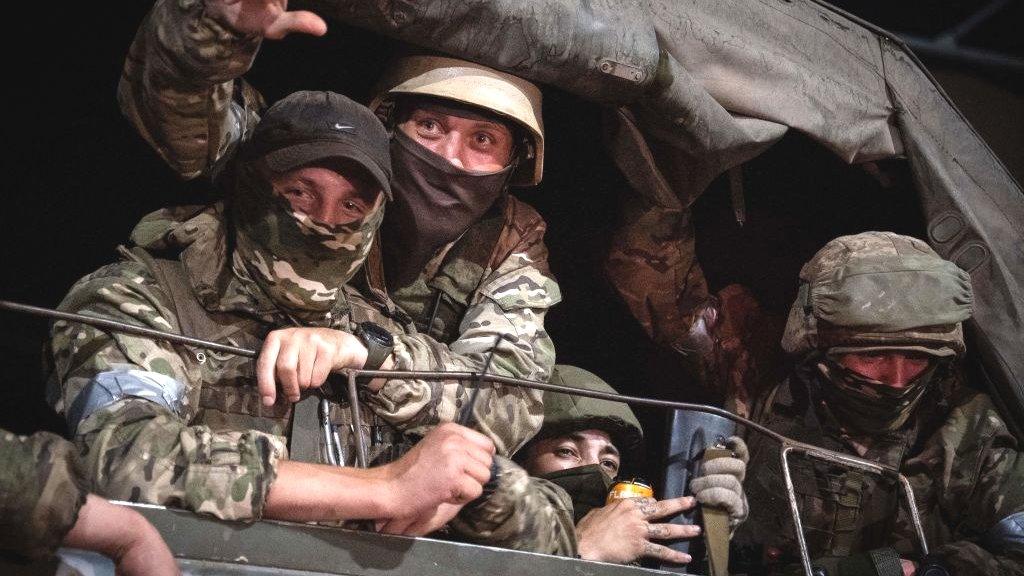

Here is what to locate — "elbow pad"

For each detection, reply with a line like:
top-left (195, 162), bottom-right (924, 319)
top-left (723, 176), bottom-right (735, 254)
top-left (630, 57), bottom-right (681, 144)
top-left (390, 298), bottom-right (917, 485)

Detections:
top-left (66, 367), bottom-right (186, 433)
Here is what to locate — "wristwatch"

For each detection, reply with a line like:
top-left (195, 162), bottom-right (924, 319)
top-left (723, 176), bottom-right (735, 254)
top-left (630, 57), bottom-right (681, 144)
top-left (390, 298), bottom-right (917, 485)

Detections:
top-left (355, 321), bottom-right (395, 371)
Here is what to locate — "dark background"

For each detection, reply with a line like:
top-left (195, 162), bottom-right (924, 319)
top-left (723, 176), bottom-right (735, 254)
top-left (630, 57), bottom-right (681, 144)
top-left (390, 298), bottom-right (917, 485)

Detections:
top-left (2, 2), bottom-right (1021, 484)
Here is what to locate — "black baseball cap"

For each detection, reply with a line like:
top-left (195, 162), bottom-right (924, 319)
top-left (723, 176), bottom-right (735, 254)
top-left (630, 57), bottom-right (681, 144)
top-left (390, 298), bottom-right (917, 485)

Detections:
top-left (247, 91), bottom-right (393, 199)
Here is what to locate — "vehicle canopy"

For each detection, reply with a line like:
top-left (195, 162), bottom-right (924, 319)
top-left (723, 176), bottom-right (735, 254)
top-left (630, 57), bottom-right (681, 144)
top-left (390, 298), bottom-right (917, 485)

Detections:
top-left (299, 0), bottom-right (1024, 434)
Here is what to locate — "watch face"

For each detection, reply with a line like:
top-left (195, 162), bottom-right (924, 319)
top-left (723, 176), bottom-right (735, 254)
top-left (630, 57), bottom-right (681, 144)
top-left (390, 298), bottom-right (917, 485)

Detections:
top-left (359, 321), bottom-right (394, 346)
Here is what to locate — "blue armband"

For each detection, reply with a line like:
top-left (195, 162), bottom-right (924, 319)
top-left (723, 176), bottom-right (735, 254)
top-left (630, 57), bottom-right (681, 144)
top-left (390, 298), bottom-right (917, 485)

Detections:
top-left (67, 367), bottom-right (186, 433)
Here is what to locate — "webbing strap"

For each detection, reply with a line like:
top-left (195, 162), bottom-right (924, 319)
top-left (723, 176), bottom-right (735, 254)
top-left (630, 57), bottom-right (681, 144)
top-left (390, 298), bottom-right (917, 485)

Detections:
top-left (702, 446), bottom-right (734, 576)
top-left (289, 395), bottom-right (322, 463)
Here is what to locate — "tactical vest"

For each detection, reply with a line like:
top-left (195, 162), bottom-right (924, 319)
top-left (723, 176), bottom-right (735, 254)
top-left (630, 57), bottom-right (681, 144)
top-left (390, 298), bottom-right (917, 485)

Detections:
top-left (735, 378), bottom-right (912, 569)
top-left (125, 246), bottom-right (410, 468)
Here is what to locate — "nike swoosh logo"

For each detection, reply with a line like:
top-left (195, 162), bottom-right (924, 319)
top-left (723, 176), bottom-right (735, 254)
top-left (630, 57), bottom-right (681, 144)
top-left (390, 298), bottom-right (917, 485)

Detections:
top-left (332, 123), bottom-right (355, 132)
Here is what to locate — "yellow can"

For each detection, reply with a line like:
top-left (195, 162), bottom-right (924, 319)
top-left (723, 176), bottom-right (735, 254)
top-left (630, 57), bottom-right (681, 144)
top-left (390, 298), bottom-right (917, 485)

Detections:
top-left (606, 479), bottom-right (654, 503)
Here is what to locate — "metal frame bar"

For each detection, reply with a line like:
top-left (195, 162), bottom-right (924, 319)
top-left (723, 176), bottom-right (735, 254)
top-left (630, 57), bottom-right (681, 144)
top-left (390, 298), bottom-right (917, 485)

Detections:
top-left (0, 300), bottom-right (932, 574)
top-left (347, 371), bottom-right (369, 467)
top-left (778, 445), bottom-right (929, 574)
top-left (345, 368), bottom-right (931, 576)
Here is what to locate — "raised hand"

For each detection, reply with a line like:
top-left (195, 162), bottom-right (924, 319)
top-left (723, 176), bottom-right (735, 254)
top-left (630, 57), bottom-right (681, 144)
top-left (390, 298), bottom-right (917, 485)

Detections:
top-left (205, 0), bottom-right (327, 40)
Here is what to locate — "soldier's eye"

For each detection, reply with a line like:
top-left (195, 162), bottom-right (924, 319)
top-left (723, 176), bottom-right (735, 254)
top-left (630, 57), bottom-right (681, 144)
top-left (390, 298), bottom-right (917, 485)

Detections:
top-left (601, 459), bottom-right (619, 473)
top-left (283, 188), bottom-right (312, 200)
top-left (554, 447), bottom-right (579, 460)
top-left (417, 118), bottom-right (443, 135)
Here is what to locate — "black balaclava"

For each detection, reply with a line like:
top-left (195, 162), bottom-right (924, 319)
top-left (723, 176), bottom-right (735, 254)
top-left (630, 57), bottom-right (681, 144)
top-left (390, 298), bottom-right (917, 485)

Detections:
top-left (539, 464), bottom-right (615, 524)
top-left (812, 353), bottom-right (942, 434)
top-left (381, 98), bottom-right (516, 287)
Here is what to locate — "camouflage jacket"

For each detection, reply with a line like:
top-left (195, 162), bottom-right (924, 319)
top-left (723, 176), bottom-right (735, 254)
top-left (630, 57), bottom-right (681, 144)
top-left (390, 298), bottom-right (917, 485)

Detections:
top-left (0, 430), bottom-right (87, 560)
top-left (449, 456), bottom-right (578, 557)
top-left (118, 0), bottom-right (561, 455)
top-left (46, 204), bottom-right (544, 519)
top-left (734, 370), bottom-right (1024, 575)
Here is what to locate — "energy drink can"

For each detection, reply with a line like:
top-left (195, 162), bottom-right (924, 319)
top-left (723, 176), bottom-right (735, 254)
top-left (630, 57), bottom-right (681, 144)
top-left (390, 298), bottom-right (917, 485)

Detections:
top-left (606, 478), bottom-right (654, 503)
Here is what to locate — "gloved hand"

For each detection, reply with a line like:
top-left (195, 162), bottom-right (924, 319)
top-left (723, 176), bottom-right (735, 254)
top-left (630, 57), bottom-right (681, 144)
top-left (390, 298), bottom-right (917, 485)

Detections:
top-left (689, 435), bottom-right (749, 526)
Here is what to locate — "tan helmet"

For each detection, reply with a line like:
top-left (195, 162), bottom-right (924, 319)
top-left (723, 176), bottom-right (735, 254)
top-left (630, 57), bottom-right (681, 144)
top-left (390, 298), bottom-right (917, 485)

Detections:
top-left (370, 54), bottom-right (544, 187)
top-left (781, 231), bottom-right (974, 358)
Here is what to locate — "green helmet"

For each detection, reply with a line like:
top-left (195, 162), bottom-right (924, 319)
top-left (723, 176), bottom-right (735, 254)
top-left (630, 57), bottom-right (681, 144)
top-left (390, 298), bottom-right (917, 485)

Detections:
top-left (781, 231), bottom-right (973, 358)
top-left (532, 365), bottom-right (644, 456)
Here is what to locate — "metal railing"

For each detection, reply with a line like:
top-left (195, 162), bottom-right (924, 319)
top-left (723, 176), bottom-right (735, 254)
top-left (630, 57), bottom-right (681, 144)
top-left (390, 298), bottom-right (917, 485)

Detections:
top-left (0, 299), bottom-right (930, 574)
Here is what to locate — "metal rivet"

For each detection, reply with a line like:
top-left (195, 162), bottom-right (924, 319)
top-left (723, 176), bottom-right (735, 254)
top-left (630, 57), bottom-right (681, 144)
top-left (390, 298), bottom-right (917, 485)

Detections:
top-left (195, 351), bottom-right (207, 364)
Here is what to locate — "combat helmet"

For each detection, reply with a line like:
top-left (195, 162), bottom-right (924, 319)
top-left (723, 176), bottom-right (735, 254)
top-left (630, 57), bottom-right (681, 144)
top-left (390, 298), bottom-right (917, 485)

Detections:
top-left (370, 54), bottom-right (544, 187)
top-left (529, 365), bottom-right (644, 461)
top-left (781, 231), bottom-right (974, 358)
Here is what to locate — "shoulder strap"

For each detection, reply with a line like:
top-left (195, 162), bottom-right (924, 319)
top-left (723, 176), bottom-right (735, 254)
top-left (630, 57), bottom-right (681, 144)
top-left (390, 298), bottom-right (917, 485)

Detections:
top-left (124, 246), bottom-right (240, 343)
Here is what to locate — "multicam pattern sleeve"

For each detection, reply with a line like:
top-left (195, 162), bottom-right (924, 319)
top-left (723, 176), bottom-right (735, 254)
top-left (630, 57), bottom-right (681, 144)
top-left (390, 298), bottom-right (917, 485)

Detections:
top-left (918, 394), bottom-right (1024, 575)
top-left (118, 0), bottom-right (559, 457)
top-left (371, 225), bottom-right (560, 457)
top-left (448, 456), bottom-right (577, 556)
top-left (47, 260), bottom-right (285, 521)
top-left (0, 430), bottom-right (87, 560)
top-left (118, 0), bottom-right (263, 179)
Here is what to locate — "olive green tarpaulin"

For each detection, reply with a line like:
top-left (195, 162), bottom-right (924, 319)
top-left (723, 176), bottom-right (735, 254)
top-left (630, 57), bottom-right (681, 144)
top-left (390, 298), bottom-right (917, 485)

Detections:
top-left (300, 0), bottom-right (1024, 432)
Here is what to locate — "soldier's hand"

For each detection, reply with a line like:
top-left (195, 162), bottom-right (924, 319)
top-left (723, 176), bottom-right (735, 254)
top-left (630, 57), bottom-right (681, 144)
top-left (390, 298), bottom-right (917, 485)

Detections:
top-left (63, 495), bottom-right (179, 576)
top-left (375, 502), bottom-right (463, 536)
top-left (689, 435), bottom-right (749, 526)
top-left (205, 0), bottom-right (327, 40)
top-left (576, 495), bottom-right (699, 565)
top-left (380, 423), bottom-right (495, 519)
top-left (257, 327), bottom-right (368, 405)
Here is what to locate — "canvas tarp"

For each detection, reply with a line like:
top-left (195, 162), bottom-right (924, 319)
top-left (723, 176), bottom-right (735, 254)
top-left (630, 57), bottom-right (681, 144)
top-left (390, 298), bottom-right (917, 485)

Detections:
top-left (301, 0), bottom-right (1024, 430)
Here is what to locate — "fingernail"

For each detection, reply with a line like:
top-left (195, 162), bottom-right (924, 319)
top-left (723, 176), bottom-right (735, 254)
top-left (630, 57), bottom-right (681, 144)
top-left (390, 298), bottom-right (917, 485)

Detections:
top-left (682, 554), bottom-right (692, 563)
top-left (262, 396), bottom-right (274, 407)
top-left (693, 526), bottom-right (702, 535)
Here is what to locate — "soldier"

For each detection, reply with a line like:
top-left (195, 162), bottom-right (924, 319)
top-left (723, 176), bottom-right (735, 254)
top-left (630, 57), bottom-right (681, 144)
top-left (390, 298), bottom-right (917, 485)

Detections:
top-left (118, 0), bottom-right (559, 456)
top-left (453, 365), bottom-right (749, 565)
top-left (0, 429), bottom-right (177, 575)
top-left (47, 89), bottom-right (497, 532)
top-left (733, 232), bottom-right (1024, 575)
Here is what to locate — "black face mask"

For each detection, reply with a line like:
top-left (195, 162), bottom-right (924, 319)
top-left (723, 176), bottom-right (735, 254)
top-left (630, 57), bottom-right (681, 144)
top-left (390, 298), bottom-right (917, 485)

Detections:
top-left (381, 130), bottom-right (511, 288)
top-left (816, 357), bottom-right (939, 434)
top-left (539, 464), bottom-right (615, 524)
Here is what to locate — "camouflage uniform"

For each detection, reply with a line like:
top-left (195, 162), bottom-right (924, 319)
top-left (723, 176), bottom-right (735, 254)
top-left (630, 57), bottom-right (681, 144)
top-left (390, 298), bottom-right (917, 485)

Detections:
top-left (46, 186), bottom-right (545, 521)
top-left (448, 366), bottom-right (646, 558)
top-left (731, 233), bottom-right (1024, 575)
top-left (449, 455), bottom-right (578, 556)
top-left (0, 430), bottom-right (87, 560)
top-left (118, 0), bottom-right (560, 456)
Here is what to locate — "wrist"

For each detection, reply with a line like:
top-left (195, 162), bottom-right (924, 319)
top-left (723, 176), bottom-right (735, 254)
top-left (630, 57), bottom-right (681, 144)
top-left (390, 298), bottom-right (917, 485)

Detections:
top-left (576, 536), bottom-right (603, 562)
top-left (349, 338), bottom-right (370, 370)
top-left (65, 496), bottom-right (145, 560)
